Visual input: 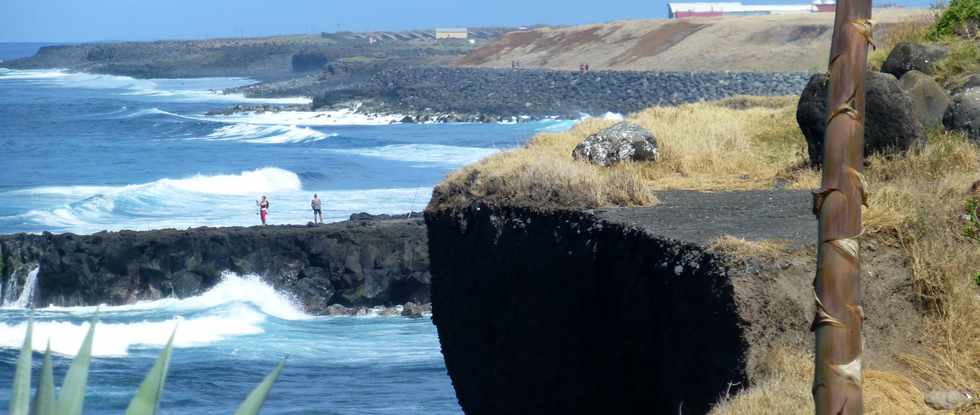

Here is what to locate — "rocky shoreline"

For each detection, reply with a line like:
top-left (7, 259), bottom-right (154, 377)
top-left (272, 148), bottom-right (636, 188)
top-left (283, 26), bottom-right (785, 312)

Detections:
top-left (211, 66), bottom-right (813, 124)
top-left (310, 66), bottom-right (812, 120)
top-left (0, 213), bottom-right (430, 316)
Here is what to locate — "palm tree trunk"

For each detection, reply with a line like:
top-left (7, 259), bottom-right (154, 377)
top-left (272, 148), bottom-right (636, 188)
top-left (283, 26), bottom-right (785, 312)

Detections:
top-left (812, 0), bottom-right (873, 413)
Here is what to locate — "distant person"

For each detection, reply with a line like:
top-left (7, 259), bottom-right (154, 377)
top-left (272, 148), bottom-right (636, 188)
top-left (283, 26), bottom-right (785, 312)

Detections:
top-left (311, 194), bottom-right (323, 224)
top-left (258, 196), bottom-right (270, 225)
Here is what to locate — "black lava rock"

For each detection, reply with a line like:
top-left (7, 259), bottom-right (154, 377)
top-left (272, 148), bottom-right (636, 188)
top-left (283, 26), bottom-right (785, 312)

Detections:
top-left (797, 72), bottom-right (926, 166)
top-left (572, 121), bottom-right (659, 166)
top-left (944, 88), bottom-right (980, 141)
top-left (881, 42), bottom-right (949, 79)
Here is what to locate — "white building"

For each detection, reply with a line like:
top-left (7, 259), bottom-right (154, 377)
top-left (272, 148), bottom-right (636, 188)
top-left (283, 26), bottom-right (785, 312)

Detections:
top-left (667, 1), bottom-right (834, 18)
top-left (435, 28), bottom-right (468, 40)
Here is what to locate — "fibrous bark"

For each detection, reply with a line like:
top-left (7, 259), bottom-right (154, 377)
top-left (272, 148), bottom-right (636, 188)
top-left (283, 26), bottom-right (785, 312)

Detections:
top-left (812, 0), bottom-right (873, 413)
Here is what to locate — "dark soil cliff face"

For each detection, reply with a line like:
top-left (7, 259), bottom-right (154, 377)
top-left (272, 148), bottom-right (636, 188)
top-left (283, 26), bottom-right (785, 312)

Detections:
top-left (425, 192), bottom-right (923, 414)
top-left (0, 217), bottom-right (429, 313)
top-left (426, 206), bottom-right (745, 414)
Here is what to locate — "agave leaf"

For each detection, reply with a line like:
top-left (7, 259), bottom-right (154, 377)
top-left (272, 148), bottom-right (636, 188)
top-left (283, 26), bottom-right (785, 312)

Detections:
top-left (124, 327), bottom-right (176, 415)
top-left (31, 341), bottom-right (55, 415)
top-left (9, 318), bottom-right (33, 415)
top-left (233, 357), bottom-right (287, 415)
top-left (55, 314), bottom-right (98, 415)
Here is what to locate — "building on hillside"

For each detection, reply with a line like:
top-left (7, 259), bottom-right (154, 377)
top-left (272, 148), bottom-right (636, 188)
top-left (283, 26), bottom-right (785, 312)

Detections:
top-left (667, 0), bottom-right (835, 18)
top-left (435, 28), bottom-right (469, 40)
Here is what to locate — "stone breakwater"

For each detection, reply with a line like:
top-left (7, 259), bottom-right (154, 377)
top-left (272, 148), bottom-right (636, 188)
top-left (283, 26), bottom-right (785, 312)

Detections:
top-left (313, 67), bottom-right (812, 120)
top-left (0, 215), bottom-right (429, 315)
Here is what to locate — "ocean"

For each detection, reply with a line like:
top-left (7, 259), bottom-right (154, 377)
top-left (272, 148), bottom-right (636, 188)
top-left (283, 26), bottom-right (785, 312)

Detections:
top-left (0, 50), bottom-right (576, 413)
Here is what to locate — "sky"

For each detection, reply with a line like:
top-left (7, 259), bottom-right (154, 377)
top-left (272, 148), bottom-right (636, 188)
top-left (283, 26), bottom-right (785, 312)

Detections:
top-left (0, 0), bottom-right (934, 43)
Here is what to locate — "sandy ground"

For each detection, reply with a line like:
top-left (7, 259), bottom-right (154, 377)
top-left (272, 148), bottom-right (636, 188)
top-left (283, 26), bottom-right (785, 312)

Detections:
top-left (458, 9), bottom-right (931, 72)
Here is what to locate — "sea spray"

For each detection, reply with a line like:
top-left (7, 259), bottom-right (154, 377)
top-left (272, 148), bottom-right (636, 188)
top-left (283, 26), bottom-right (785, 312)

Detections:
top-left (0, 272), bottom-right (308, 357)
top-left (1, 266), bottom-right (39, 309)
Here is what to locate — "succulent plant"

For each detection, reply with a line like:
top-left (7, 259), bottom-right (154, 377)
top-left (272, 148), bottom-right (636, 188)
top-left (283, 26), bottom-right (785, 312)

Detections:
top-left (8, 315), bottom-right (285, 415)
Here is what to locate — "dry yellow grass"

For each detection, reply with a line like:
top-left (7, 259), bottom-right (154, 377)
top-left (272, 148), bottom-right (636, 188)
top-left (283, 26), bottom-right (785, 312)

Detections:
top-left (711, 349), bottom-right (932, 415)
top-left (430, 96), bottom-right (810, 210)
top-left (430, 118), bottom-right (655, 209)
top-left (712, 131), bottom-right (980, 414)
top-left (708, 235), bottom-right (792, 260)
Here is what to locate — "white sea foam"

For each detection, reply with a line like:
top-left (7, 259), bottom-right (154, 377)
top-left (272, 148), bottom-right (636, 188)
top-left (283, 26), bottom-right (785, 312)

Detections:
top-left (0, 68), bottom-right (310, 104)
top-left (193, 108), bottom-right (402, 126)
top-left (327, 144), bottom-right (499, 166)
top-left (0, 273), bottom-right (308, 357)
top-left (201, 123), bottom-right (333, 144)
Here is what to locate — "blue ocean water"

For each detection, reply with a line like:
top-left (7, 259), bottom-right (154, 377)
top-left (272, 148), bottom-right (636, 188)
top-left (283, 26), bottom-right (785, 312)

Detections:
top-left (0, 68), bottom-right (574, 235)
top-left (0, 64), bottom-right (576, 413)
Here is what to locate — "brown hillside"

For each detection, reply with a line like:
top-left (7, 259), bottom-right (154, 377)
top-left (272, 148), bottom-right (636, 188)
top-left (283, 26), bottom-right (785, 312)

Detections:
top-left (457, 9), bottom-right (930, 72)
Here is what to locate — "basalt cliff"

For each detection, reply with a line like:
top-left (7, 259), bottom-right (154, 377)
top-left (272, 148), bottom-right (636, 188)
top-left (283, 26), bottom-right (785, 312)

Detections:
top-left (0, 215), bottom-right (429, 314)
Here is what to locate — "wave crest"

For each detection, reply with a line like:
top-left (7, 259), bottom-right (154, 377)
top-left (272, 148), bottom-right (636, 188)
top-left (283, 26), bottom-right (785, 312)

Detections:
top-left (203, 123), bottom-right (333, 144)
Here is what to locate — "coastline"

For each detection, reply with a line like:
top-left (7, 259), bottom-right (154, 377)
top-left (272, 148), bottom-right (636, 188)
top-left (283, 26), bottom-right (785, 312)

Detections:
top-left (0, 214), bottom-right (432, 315)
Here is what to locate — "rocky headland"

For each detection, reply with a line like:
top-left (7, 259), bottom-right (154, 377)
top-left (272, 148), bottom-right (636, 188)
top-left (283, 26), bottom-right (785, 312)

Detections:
top-left (0, 214), bottom-right (430, 316)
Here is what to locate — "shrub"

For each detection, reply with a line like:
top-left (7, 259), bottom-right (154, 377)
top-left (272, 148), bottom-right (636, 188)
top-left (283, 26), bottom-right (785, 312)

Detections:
top-left (964, 197), bottom-right (980, 240)
top-left (929, 0), bottom-right (980, 39)
top-left (8, 316), bottom-right (285, 415)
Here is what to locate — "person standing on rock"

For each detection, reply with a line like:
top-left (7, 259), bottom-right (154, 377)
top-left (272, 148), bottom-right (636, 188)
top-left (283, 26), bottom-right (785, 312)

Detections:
top-left (258, 195), bottom-right (270, 225)
top-left (311, 194), bottom-right (323, 224)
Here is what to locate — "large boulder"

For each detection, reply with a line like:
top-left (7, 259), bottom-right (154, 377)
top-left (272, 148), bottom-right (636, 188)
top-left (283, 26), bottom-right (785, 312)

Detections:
top-left (797, 72), bottom-right (926, 166)
top-left (572, 122), bottom-right (658, 166)
top-left (900, 70), bottom-right (951, 130)
top-left (944, 88), bottom-right (980, 141)
top-left (881, 42), bottom-right (949, 79)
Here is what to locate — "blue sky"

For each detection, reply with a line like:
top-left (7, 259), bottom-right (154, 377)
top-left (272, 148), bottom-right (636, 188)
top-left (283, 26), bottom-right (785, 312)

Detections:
top-left (1, 0), bottom-right (933, 42)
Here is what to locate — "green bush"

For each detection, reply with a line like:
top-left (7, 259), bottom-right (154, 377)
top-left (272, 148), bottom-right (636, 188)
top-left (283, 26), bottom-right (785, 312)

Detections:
top-left (929, 0), bottom-right (980, 39)
top-left (964, 197), bottom-right (980, 240)
top-left (8, 316), bottom-right (285, 415)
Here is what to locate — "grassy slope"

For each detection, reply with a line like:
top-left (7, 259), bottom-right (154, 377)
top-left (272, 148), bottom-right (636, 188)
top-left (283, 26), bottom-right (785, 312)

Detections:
top-left (431, 92), bottom-right (980, 413)
top-left (456, 9), bottom-right (929, 72)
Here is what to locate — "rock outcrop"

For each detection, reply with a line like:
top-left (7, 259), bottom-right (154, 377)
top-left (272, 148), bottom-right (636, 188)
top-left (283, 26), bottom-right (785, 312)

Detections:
top-left (572, 122), bottom-right (659, 166)
top-left (425, 190), bottom-right (921, 414)
top-left (881, 42), bottom-right (949, 79)
top-left (0, 217), bottom-right (429, 313)
top-left (900, 70), bottom-right (951, 130)
top-left (944, 87), bottom-right (980, 141)
top-left (797, 71), bottom-right (926, 166)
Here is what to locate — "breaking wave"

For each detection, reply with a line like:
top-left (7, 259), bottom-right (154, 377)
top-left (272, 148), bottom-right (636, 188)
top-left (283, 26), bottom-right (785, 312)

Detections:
top-left (0, 272), bottom-right (308, 357)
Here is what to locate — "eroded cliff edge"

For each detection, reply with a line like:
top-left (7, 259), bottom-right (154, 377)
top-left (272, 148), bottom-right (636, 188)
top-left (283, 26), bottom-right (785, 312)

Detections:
top-left (0, 216), bottom-right (429, 313)
top-left (425, 190), bottom-right (919, 414)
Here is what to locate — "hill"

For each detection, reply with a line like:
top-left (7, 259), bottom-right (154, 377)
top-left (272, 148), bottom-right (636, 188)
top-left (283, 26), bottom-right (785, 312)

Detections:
top-left (456, 9), bottom-right (931, 72)
top-left (2, 29), bottom-right (511, 81)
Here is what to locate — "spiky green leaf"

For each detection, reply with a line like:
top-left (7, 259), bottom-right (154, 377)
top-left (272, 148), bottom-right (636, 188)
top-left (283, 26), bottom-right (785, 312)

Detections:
top-left (31, 342), bottom-right (55, 415)
top-left (124, 328), bottom-right (176, 415)
top-left (55, 315), bottom-right (97, 415)
top-left (233, 357), bottom-right (286, 415)
top-left (9, 318), bottom-right (33, 415)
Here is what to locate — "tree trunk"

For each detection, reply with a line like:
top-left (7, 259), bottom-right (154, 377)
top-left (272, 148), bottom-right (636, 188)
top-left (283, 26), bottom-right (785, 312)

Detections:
top-left (811, 0), bottom-right (873, 413)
